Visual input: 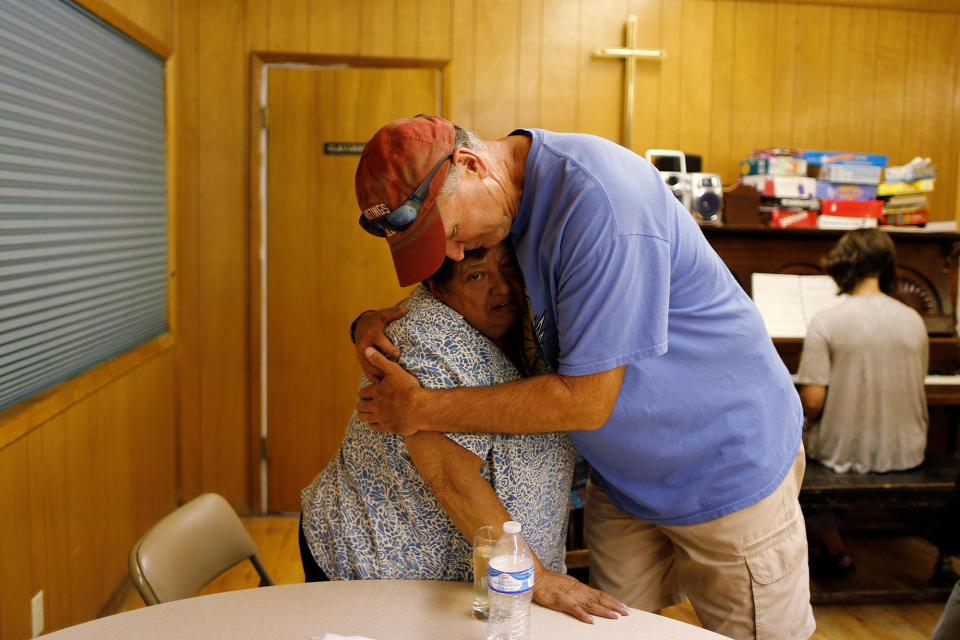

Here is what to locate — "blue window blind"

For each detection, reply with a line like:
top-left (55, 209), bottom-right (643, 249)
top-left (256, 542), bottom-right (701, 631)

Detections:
top-left (0, 0), bottom-right (168, 411)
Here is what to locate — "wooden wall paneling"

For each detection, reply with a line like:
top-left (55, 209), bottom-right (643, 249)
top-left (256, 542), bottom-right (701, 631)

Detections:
top-left (729, 2), bottom-right (774, 165)
top-left (762, 0), bottom-right (960, 14)
top-left (768, 2), bottom-right (797, 150)
top-left (62, 400), bottom-right (114, 621)
top-left (541, 0), bottom-right (582, 133)
top-left (898, 10), bottom-right (928, 173)
top-left (578, 0), bottom-right (628, 143)
top-left (73, 0), bottom-right (173, 57)
top-left (825, 7), bottom-right (878, 153)
top-left (954, 31), bottom-right (960, 223)
top-left (126, 351), bottom-right (178, 538)
top-left (475, 0), bottom-right (520, 137)
top-left (418, 0), bottom-right (453, 61)
top-left (629, 0), bottom-right (662, 155)
top-left (98, 0), bottom-right (174, 48)
top-left (921, 13), bottom-right (959, 221)
top-left (451, 0), bottom-right (477, 128)
top-left (25, 431), bottom-right (48, 636)
top-left (677, 0), bottom-right (715, 166)
top-left (175, 0), bottom-right (202, 503)
top-left (195, 0), bottom-right (251, 510)
top-left (35, 415), bottom-right (72, 632)
top-left (97, 381), bottom-right (134, 612)
top-left (871, 9), bottom-right (909, 163)
top-left (0, 438), bottom-right (35, 639)
top-left (655, 0), bottom-right (683, 150)
top-left (708, 0), bottom-right (735, 183)
top-left (517, 0), bottom-right (544, 127)
top-left (396, 0), bottom-right (419, 58)
top-left (360, 0), bottom-right (397, 57)
top-left (307, 0), bottom-right (361, 55)
top-left (246, 0), bottom-right (269, 51)
top-left (791, 3), bottom-right (832, 151)
top-left (268, 0), bottom-right (309, 51)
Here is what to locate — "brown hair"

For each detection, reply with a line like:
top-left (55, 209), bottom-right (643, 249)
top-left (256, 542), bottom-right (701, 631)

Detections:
top-left (822, 229), bottom-right (898, 295)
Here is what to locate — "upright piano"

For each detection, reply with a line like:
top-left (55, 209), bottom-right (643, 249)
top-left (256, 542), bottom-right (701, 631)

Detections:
top-left (702, 225), bottom-right (960, 449)
top-left (701, 226), bottom-right (960, 603)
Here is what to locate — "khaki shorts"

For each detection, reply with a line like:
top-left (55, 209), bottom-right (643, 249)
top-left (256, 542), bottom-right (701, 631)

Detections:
top-left (584, 450), bottom-right (815, 640)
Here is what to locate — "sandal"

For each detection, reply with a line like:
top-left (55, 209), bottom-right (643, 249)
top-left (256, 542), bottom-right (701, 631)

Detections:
top-left (809, 548), bottom-right (856, 579)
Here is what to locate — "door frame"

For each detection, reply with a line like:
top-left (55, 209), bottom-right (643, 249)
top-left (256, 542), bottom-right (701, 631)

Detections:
top-left (248, 53), bottom-right (449, 513)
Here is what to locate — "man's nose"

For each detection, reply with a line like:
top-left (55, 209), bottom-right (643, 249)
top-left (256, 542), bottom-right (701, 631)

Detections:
top-left (445, 241), bottom-right (465, 261)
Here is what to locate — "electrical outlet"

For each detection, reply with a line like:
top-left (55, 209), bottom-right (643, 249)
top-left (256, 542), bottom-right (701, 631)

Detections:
top-left (31, 590), bottom-right (43, 638)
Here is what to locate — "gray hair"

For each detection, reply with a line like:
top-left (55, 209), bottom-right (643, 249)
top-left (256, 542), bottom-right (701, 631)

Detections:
top-left (437, 124), bottom-right (483, 198)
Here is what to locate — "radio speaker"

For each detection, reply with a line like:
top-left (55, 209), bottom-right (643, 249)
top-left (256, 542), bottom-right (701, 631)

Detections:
top-left (661, 171), bottom-right (691, 211)
top-left (689, 173), bottom-right (723, 224)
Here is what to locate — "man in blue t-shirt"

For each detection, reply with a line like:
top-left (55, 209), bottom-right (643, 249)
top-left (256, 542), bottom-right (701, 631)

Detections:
top-left (351, 115), bottom-right (815, 639)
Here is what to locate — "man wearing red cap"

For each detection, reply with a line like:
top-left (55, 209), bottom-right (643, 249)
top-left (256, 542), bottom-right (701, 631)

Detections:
top-left (353, 115), bottom-right (814, 639)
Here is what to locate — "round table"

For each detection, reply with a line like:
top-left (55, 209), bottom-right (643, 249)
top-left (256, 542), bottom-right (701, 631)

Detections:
top-left (41, 580), bottom-right (725, 639)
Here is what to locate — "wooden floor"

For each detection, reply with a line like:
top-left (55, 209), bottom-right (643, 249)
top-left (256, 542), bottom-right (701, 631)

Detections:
top-left (106, 516), bottom-right (954, 639)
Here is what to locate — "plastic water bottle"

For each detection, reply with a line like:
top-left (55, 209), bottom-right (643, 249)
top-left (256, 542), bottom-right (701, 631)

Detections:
top-left (486, 520), bottom-right (534, 640)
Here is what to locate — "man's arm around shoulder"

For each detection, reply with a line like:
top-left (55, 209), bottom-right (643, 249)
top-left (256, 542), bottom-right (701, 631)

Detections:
top-left (357, 348), bottom-right (625, 436)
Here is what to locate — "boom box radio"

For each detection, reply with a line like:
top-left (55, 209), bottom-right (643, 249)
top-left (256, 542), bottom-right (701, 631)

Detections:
top-left (645, 149), bottom-right (723, 225)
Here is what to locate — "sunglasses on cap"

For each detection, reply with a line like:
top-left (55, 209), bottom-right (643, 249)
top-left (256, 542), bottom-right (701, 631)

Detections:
top-left (358, 153), bottom-right (454, 237)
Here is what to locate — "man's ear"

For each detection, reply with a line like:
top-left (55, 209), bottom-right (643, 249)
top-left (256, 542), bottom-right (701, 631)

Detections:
top-left (453, 148), bottom-right (487, 179)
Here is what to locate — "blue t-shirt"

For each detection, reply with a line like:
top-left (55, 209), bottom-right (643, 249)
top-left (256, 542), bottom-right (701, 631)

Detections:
top-left (510, 128), bottom-right (803, 525)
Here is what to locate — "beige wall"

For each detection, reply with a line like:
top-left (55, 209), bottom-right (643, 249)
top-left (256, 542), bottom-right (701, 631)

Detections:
top-left (2, 0), bottom-right (960, 637)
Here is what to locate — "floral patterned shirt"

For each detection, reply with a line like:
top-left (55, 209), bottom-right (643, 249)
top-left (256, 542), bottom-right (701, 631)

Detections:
top-left (300, 285), bottom-right (575, 580)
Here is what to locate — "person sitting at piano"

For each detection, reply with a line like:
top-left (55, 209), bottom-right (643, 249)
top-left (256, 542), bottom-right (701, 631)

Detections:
top-left (795, 228), bottom-right (929, 577)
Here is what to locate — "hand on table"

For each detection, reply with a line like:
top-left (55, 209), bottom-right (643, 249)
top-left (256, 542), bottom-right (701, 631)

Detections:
top-left (353, 308), bottom-right (408, 381)
top-left (357, 347), bottom-right (422, 436)
top-left (533, 569), bottom-right (629, 624)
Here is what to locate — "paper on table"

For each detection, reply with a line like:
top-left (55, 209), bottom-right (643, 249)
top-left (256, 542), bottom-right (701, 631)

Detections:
top-left (310, 634), bottom-right (378, 640)
top-left (750, 273), bottom-right (846, 338)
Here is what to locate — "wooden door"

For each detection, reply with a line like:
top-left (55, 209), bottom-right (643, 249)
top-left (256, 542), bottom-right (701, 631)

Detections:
top-left (266, 66), bottom-right (440, 512)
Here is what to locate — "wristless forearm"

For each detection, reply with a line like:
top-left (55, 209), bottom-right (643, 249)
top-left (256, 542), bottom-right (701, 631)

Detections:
top-left (409, 374), bottom-right (612, 434)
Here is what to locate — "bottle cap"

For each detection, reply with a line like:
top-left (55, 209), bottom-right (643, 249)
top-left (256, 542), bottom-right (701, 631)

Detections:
top-left (503, 521), bottom-right (521, 534)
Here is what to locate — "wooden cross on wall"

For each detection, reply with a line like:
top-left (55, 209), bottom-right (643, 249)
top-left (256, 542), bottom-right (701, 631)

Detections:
top-left (593, 15), bottom-right (664, 148)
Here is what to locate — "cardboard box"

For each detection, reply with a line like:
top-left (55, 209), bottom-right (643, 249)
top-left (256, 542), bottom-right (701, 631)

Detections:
top-left (881, 210), bottom-right (929, 226)
top-left (740, 157), bottom-right (807, 177)
top-left (801, 150), bottom-right (888, 167)
top-left (821, 199), bottom-right (883, 218)
top-left (741, 175), bottom-right (817, 198)
top-left (817, 215), bottom-right (878, 230)
top-left (884, 163), bottom-right (936, 183)
top-left (816, 182), bottom-right (877, 201)
top-left (817, 163), bottom-right (882, 185)
top-left (761, 208), bottom-right (818, 228)
top-left (877, 179), bottom-right (936, 196)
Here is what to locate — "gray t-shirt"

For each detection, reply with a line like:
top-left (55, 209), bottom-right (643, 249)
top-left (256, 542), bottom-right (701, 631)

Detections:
top-left (796, 293), bottom-right (928, 473)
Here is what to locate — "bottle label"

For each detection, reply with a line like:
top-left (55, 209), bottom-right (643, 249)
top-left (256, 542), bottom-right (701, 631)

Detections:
top-left (488, 565), bottom-right (534, 594)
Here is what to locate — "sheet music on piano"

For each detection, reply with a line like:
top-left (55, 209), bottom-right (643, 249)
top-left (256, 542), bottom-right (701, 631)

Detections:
top-left (750, 273), bottom-right (848, 338)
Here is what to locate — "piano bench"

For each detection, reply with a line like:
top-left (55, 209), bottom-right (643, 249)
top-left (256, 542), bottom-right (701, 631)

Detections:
top-left (800, 455), bottom-right (960, 604)
top-left (799, 455), bottom-right (960, 512)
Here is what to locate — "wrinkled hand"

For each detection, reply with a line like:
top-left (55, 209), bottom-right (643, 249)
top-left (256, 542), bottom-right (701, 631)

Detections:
top-left (533, 569), bottom-right (629, 624)
top-left (357, 348), bottom-right (422, 436)
top-left (353, 308), bottom-right (408, 381)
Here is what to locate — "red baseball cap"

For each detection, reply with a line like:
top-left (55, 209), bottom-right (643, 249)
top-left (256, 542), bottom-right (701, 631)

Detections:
top-left (355, 115), bottom-right (455, 286)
